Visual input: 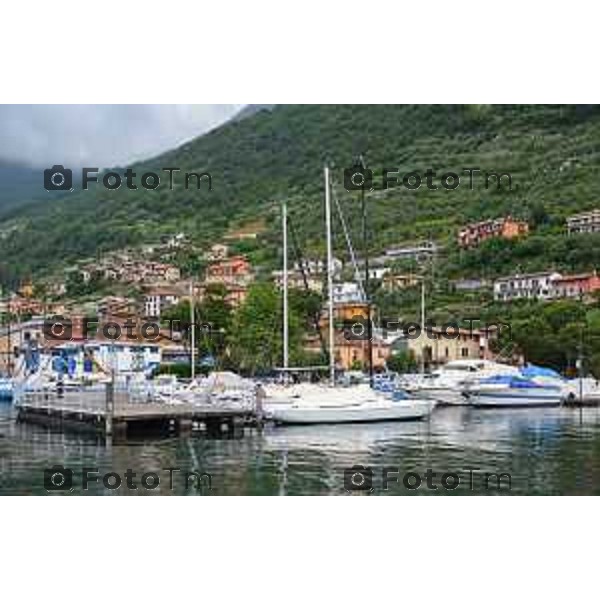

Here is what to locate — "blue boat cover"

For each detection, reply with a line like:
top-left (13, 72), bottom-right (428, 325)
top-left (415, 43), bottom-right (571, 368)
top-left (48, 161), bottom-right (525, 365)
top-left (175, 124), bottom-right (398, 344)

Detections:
top-left (479, 375), bottom-right (544, 388)
top-left (520, 364), bottom-right (562, 379)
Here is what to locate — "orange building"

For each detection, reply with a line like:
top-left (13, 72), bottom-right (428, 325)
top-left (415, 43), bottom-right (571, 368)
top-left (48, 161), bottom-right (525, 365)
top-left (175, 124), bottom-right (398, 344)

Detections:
top-left (458, 216), bottom-right (529, 249)
top-left (553, 271), bottom-right (600, 299)
top-left (205, 255), bottom-right (253, 286)
top-left (304, 331), bottom-right (391, 371)
top-left (197, 282), bottom-right (248, 308)
top-left (6, 296), bottom-right (43, 316)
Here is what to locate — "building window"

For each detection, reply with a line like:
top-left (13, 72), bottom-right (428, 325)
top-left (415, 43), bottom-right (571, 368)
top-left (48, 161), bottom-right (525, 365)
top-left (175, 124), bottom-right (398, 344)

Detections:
top-left (461, 347), bottom-right (469, 357)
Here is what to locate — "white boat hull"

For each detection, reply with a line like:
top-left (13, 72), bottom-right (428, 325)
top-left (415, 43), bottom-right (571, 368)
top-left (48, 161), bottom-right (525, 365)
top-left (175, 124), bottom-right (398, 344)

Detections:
top-left (410, 387), bottom-right (468, 406)
top-left (468, 385), bottom-right (563, 408)
top-left (0, 379), bottom-right (13, 401)
top-left (269, 399), bottom-right (434, 425)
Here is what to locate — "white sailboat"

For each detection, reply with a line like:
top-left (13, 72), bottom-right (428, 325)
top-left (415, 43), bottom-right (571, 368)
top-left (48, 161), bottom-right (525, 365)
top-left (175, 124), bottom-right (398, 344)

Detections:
top-left (266, 166), bottom-right (434, 425)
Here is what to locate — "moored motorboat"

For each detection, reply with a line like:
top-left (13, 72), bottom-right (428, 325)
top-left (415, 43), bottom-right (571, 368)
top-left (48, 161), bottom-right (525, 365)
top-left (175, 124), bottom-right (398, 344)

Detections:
top-left (402, 360), bottom-right (520, 406)
top-left (0, 377), bottom-right (14, 401)
top-left (466, 374), bottom-right (564, 407)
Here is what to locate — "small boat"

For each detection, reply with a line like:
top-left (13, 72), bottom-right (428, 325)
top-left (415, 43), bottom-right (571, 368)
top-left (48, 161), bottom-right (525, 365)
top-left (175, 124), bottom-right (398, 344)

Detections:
top-left (0, 378), bottom-right (14, 402)
top-left (402, 360), bottom-right (520, 406)
top-left (562, 377), bottom-right (600, 406)
top-left (466, 374), bottom-right (565, 407)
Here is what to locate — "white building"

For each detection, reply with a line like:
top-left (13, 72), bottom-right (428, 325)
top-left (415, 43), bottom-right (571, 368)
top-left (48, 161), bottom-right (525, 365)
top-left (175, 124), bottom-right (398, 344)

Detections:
top-left (566, 210), bottom-right (600, 235)
top-left (493, 272), bottom-right (562, 302)
top-left (332, 282), bottom-right (364, 304)
top-left (144, 287), bottom-right (181, 317)
top-left (366, 267), bottom-right (390, 281)
top-left (54, 341), bottom-right (161, 375)
top-left (293, 257), bottom-right (343, 278)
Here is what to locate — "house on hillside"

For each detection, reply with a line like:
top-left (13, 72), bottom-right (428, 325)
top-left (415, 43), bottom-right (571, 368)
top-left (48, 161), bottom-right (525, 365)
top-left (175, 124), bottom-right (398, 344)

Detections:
top-left (458, 216), bottom-right (529, 249)
top-left (205, 255), bottom-right (253, 286)
top-left (143, 286), bottom-right (183, 318)
top-left (552, 272), bottom-right (600, 299)
top-left (381, 273), bottom-right (421, 292)
top-left (566, 210), bottom-right (600, 235)
top-left (493, 272), bottom-right (562, 302)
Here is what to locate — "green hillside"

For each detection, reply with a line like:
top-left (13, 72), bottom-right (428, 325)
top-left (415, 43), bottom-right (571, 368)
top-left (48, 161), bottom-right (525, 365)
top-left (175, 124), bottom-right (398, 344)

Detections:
top-left (2, 104), bottom-right (600, 287)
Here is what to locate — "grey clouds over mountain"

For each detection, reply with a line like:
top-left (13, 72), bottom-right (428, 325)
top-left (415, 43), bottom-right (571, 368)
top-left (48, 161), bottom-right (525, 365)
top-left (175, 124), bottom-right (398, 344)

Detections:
top-left (0, 104), bottom-right (243, 169)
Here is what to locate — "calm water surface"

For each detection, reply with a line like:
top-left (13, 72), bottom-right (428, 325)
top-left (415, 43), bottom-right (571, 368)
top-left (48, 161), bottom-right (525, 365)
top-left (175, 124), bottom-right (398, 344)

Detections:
top-left (2, 402), bottom-right (600, 495)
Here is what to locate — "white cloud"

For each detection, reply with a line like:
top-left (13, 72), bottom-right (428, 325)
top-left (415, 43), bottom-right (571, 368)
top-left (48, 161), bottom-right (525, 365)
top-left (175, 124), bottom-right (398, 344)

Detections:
top-left (0, 104), bottom-right (243, 168)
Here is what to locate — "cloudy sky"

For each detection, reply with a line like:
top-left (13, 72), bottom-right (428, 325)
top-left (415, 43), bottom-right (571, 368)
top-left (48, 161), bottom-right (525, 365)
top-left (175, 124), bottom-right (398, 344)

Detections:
top-left (0, 105), bottom-right (243, 168)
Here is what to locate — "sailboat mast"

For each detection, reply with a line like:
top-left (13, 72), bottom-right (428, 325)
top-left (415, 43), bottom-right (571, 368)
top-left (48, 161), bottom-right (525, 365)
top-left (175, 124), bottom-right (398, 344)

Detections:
top-left (359, 156), bottom-right (374, 388)
top-left (190, 279), bottom-right (196, 379)
top-left (420, 276), bottom-right (425, 374)
top-left (325, 166), bottom-right (335, 386)
top-left (282, 201), bottom-right (289, 374)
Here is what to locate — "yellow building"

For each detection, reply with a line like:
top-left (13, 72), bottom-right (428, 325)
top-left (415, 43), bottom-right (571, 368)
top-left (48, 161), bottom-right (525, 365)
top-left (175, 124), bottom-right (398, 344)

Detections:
top-left (382, 273), bottom-right (422, 292)
top-left (18, 281), bottom-right (35, 298)
top-left (407, 326), bottom-right (496, 367)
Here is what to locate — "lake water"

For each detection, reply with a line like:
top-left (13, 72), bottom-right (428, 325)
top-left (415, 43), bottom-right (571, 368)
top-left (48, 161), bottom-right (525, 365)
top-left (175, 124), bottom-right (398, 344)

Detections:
top-left (2, 402), bottom-right (600, 495)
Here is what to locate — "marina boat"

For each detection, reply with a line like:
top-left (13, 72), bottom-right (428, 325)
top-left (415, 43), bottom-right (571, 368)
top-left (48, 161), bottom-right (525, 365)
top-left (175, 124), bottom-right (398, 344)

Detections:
top-left (0, 377), bottom-right (14, 401)
top-left (465, 374), bottom-right (565, 407)
top-left (148, 371), bottom-right (257, 409)
top-left (562, 377), bottom-right (600, 405)
top-left (402, 360), bottom-right (520, 405)
top-left (264, 166), bottom-right (435, 425)
top-left (266, 385), bottom-right (434, 424)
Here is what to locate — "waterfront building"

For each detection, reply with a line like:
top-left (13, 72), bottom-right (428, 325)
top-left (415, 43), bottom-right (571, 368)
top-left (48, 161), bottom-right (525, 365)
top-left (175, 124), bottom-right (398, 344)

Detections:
top-left (406, 325), bottom-right (498, 367)
top-left (303, 330), bottom-right (391, 371)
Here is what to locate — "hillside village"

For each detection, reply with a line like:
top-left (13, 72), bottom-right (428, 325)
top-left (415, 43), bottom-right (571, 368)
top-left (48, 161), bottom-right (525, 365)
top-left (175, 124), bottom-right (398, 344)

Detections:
top-left (3, 204), bottom-right (600, 376)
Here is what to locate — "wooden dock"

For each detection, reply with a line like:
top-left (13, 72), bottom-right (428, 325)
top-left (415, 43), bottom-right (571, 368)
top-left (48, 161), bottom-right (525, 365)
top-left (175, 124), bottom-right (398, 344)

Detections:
top-left (15, 383), bottom-right (258, 439)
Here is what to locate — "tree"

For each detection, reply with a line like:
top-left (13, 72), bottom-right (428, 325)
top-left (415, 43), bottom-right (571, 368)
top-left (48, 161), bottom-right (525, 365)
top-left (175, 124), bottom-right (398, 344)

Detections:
top-left (198, 283), bottom-right (233, 362)
top-left (387, 351), bottom-right (417, 374)
top-left (230, 283), bottom-right (283, 375)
